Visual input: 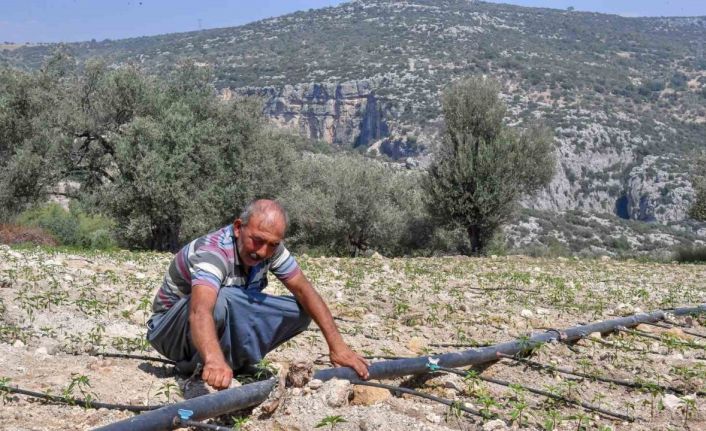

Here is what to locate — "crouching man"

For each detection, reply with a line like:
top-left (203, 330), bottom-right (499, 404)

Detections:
top-left (146, 199), bottom-right (369, 389)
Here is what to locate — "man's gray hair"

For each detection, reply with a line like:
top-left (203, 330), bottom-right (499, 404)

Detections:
top-left (239, 199), bottom-right (289, 229)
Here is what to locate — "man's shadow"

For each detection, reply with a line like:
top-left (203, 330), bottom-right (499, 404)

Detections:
top-left (138, 362), bottom-right (177, 378)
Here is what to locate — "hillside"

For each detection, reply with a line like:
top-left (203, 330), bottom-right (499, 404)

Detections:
top-left (1, 246), bottom-right (705, 430)
top-left (2, 0), bottom-right (705, 240)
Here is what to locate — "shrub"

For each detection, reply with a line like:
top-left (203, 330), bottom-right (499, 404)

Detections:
top-left (15, 203), bottom-right (116, 249)
top-left (673, 246), bottom-right (706, 263)
top-left (0, 224), bottom-right (58, 246)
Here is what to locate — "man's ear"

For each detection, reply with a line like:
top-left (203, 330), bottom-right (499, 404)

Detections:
top-left (233, 219), bottom-right (243, 238)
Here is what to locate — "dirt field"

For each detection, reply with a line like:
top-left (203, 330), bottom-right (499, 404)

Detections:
top-left (0, 245), bottom-right (704, 430)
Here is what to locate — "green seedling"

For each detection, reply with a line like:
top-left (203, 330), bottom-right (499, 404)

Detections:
top-left (231, 415), bottom-right (250, 430)
top-left (0, 377), bottom-right (10, 404)
top-left (315, 415), bottom-right (347, 430)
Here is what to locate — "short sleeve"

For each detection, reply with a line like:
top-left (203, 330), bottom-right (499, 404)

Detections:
top-left (269, 243), bottom-right (301, 281)
top-left (189, 246), bottom-right (228, 291)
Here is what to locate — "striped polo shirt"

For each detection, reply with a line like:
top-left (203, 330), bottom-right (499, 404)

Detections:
top-left (152, 224), bottom-right (301, 313)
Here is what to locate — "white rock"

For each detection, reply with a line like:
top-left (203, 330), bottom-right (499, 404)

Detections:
top-left (662, 394), bottom-right (684, 411)
top-left (134, 272), bottom-right (146, 280)
top-left (425, 413), bottom-right (441, 424)
top-left (34, 346), bottom-right (49, 356)
top-left (308, 379), bottom-right (323, 390)
top-left (482, 419), bottom-right (508, 430)
top-left (320, 378), bottom-right (350, 407)
top-left (520, 309), bottom-right (534, 318)
top-left (12, 340), bottom-right (25, 348)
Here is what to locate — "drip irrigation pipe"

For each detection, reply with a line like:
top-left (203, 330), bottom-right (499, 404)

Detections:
top-left (317, 305), bottom-right (706, 382)
top-left (430, 342), bottom-right (492, 348)
top-left (81, 352), bottom-right (177, 365)
top-left (496, 353), bottom-right (706, 397)
top-left (3, 386), bottom-right (161, 412)
top-left (95, 304), bottom-right (706, 431)
top-left (94, 378), bottom-right (276, 431)
top-left (436, 366), bottom-right (636, 422)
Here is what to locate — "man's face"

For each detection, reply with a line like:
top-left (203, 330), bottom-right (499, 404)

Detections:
top-left (233, 213), bottom-right (285, 267)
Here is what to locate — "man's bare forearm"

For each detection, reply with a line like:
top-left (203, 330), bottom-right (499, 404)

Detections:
top-left (189, 285), bottom-right (233, 389)
top-left (189, 309), bottom-right (226, 364)
top-left (293, 280), bottom-right (347, 350)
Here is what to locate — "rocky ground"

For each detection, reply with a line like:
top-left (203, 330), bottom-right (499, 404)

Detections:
top-left (0, 245), bottom-right (705, 430)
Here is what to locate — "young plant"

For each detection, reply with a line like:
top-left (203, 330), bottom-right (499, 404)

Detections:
top-left (231, 415), bottom-right (250, 430)
top-left (315, 415), bottom-right (347, 430)
top-left (0, 377), bottom-right (10, 404)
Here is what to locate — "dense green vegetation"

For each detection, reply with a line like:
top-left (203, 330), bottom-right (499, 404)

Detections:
top-left (0, 56), bottom-right (459, 255)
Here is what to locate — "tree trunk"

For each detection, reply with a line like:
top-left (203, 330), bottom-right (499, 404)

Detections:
top-left (150, 223), bottom-right (181, 252)
top-left (467, 225), bottom-right (482, 255)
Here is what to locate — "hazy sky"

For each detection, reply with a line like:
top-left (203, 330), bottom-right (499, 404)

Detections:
top-left (1, 1), bottom-right (705, 44)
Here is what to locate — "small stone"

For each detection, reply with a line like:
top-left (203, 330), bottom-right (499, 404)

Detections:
top-left (662, 394), bottom-right (684, 411)
top-left (308, 379), bottom-right (323, 390)
top-left (406, 337), bottom-right (426, 354)
top-left (37, 337), bottom-right (60, 355)
top-left (351, 385), bottom-right (391, 406)
top-left (321, 378), bottom-right (351, 407)
top-left (520, 309), bottom-right (533, 318)
top-left (290, 387), bottom-right (301, 396)
top-left (482, 419), bottom-right (508, 430)
top-left (425, 413), bottom-right (441, 424)
top-left (370, 252), bottom-right (383, 259)
top-left (34, 346), bottom-right (49, 356)
top-left (12, 340), bottom-right (25, 348)
top-left (664, 327), bottom-right (689, 340)
top-left (635, 324), bottom-right (655, 333)
top-left (287, 359), bottom-right (313, 388)
top-left (588, 332), bottom-right (602, 340)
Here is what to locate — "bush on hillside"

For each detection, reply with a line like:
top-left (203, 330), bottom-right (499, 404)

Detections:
top-left (0, 224), bottom-right (58, 246)
top-left (673, 246), bottom-right (706, 263)
top-left (16, 203), bottom-right (116, 249)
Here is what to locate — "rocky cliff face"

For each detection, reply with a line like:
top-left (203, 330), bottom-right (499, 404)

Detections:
top-left (233, 78), bottom-right (390, 147)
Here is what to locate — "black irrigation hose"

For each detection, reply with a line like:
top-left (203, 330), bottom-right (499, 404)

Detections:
top-left (94, 378), bottom-right (277, 431)
top-left (496, 353), bottom-right (706, 397)
top-left (430, 342), bottom-right (493, 348)
top-left (97, 305), bottom-right (706, 431)
top-left (92, 352), bottom-right (176, 365)
top-left (3, 386), bottom-right (162, 412)
top-left (350, 380), bottom-right (487, 419)
top-left (436, 367), bottom-right (637, 423)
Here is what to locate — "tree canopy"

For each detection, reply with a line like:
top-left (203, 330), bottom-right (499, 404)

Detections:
top-left (425, 76), bottom-right (555, 254)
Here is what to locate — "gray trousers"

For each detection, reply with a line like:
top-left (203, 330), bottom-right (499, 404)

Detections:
top-left (146, 287), bottom-right (311, 374)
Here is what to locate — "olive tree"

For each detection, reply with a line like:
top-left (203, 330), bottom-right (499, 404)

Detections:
top-left (425, 76), bottom-right (555, 254)
top-left (0, 56), bottom-right (297, 251)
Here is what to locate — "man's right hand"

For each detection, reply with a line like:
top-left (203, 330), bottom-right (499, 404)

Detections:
top-left (189, 285), bottom-right (233, 390)
top-left (202, 358), bottom-right (233, 390)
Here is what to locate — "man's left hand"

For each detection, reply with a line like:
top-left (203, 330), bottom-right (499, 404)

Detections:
top-left (330, 345), bottom-right (370, 379)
